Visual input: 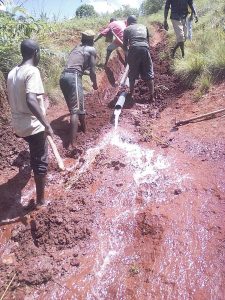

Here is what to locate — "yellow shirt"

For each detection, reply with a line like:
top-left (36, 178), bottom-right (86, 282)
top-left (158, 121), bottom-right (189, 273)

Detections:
top-left (7, 65), bottom-right (45, 137)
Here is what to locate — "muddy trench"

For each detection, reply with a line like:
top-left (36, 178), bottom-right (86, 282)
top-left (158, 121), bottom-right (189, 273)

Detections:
top-left (0, 25), bottom-right (225, 300)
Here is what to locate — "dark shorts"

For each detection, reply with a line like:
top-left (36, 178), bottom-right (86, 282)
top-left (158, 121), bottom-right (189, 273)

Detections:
top-left (59, 71), bottom-right (85, 115)
top-left (127, 46), bottom-right (154, 81)
top-left (24, 131), bottom-right (48, 175)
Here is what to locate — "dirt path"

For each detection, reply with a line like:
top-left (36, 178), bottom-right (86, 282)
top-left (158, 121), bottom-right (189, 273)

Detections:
top-left (0, 25), bottom-right (225, 299)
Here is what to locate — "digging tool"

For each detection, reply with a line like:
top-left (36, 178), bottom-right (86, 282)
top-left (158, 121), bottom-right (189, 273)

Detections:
top-left (47, 136), bottom-right (65, 171)
top-left (97, 90), bottom-right (102, 104)
top-left (0, 273), bottom-right (16, 300)
top-left (111, 29), bottom-right (130, 89)
top-left (111, 29), bottom-right (123, 46)
top-left (175, 108), bottom-right (225, 127)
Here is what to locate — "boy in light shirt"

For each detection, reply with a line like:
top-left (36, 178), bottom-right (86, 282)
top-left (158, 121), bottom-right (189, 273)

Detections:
top-left (7, 39), bottom-right (53, 208)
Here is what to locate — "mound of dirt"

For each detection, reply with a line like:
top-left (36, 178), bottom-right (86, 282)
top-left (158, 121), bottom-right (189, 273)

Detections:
top-left (0, 193), bottom-right (94, 290)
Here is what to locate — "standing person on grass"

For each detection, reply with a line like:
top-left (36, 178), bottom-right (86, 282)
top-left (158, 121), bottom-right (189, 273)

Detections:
top-left (123, 15), bottom-right (154, 101)
top-left (60, 30), bottom-right (98, 149)
top-left (164, 0), bottom-right (198, 58)
top-left (94, 18), bottom-right (126, 66)
top-left (7, 39), bottom-right (53, 208)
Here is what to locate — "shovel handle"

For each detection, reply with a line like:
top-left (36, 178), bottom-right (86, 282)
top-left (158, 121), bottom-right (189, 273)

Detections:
top-left (47, 136), bottom-right (65, 171)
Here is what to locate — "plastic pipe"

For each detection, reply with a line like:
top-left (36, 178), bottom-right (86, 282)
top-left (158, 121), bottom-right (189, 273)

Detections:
top-left (120, 65), bottom-right (129, 87)
top-left (115, 91), bottom-right (127, 109)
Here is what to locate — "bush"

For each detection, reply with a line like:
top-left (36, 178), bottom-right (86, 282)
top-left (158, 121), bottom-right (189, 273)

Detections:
top-left (75, 4), bottom-right (97, 18)
top-left (113, 5), bottom-right (139, 19)
top-left (140, 0), bottom-right (164, 15)
top-left (0, 11), bottom-right (41, 76)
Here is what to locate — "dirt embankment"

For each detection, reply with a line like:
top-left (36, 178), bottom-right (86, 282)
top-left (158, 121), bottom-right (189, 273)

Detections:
top-left (0, 24), bottom-right (225, 299)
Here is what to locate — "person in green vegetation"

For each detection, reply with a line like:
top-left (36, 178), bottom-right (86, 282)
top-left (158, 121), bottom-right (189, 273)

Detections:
top-left (164, 0), bottom-right (198, 58)
top-left (60, 30), bottom-right (98, 148)
top-left (7, 39), bottom-right (53, 208)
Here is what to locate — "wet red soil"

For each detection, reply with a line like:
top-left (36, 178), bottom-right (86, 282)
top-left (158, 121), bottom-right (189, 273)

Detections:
top-left (0, 25), bottom-right (225, 299)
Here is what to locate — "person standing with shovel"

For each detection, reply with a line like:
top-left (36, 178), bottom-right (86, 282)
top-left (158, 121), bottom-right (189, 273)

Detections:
top-left (7, 39), bottom-right (53, 208)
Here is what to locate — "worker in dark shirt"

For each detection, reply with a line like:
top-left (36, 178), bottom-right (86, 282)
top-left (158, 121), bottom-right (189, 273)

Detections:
top-left (123, 15), bottom-right (154, 101)
top-left (59, 30), bottom-right (98, 148)
top-left (164, 0), bottom-right (198, 58)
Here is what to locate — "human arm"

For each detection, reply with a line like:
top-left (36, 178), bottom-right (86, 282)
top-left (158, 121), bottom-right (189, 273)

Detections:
top-left (94, 33), bottom-right (104, 43)
top-left (164, 0), bottom-right (171, 30)
top-left (188, 2), bottom-right (198, 22)
top-left (146, 27), bottom-right (150, 47)
top-left (94, 24), bottom-right (111, 42)
top-left (89, 48), bottom-right (98, 90)
top-left (26, 93), bottom-right (53, 136)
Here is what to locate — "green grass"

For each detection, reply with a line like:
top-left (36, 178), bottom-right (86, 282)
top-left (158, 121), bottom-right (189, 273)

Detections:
top-left (1, 2), bottom-right (224, 103)
top-left (141, 0), bottom-right (225, 98)
top-left (172, 0), bottom-right (225, 96)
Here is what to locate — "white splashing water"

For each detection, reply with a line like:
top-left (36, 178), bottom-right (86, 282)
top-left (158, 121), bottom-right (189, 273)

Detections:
top-left (114, 109), bottom-right (121, 130)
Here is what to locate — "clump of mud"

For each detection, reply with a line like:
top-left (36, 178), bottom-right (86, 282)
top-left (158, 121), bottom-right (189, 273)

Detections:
top-left (0, 194), bottom-right (94, 291)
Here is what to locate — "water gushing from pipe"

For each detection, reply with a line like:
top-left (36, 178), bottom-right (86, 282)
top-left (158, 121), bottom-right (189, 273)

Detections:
top-left (114, 92), bottom-right (127, 129)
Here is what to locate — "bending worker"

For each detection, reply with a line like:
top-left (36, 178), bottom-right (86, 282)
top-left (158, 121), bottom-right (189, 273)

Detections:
top-left (164, 0), bottom-right (198, 58)
top-left (94, 18), bottom-right (126, 66)
top-left (123, 15), bottom-right (154, 101)
top-left (7, 39), bottom-right (53, 208)
top-left (60, 30), bottom-right (98, 148)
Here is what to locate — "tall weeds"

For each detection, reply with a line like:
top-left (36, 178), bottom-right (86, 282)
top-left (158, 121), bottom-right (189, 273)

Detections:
top-left (173, 0), bottom-right (225, 95)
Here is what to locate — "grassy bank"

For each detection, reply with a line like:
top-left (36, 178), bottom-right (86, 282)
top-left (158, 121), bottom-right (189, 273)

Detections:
top-left (1, 2), bottom-right (224, 102)
top-left (174, 0), bottom-right (225, 96)
top-left (0, 13), bottom-right (109, 101)
top-left (142, 0), bottom-right (225, 97)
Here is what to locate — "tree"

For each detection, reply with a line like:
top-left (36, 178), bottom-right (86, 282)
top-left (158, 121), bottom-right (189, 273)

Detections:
top-left (140, 0), bottom-right (164, 15)
top-left (113, 5), bottom-right (139, 19)
top-left (75, 4), bottom-right (97, 18)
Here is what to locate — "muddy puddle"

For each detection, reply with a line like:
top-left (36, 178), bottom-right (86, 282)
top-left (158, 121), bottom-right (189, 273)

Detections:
top-left (34, 125), bottom-right (225, 299)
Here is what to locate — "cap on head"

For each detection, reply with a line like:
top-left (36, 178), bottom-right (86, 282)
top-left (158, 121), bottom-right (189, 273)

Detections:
top-left (127, 15), bottom-right (137, 26)
top-left (81, 29), bottom-right (95, 40)
top-left (110, 17), bottom-right (116, 23)
top-left (20, 39), bottom-right (39, 59)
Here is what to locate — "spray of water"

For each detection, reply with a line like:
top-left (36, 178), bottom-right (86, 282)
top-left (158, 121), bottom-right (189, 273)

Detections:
top-left (114, 109), bottom-right (121, 130)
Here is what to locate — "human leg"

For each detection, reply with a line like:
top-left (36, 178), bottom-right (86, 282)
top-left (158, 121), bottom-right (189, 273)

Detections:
top-left (70, 113), bottom-right (79, 147)
top-left (34, 173), bottom-right (46, 205)
top-left (180, 18), bottom-right (187, 57)
top-left (140, 47), bottom-right (155, 101)
top-left (129, 78), bottom-right (135, 96)
top-left (105, 42), bottom-right (117, 66)
top-left (60, 72), bottom-right (84, 147)
top-left (24, 131), bottom-right (48, 206)
top-left (147, 79), bottom-right (154, 102)
top-left (171, 19), bottom-right (186, 58)
top-left (79, 114), bottom-right (86, 133)
top-left (171, 42), bottom-right (181, 58)
top-left (179, 41), bottom-right (185, 58)
top-left (127, 47), bottom-right (140, 96)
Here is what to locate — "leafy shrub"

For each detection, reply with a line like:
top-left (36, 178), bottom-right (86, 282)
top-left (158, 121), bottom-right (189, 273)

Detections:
top-left (75, 4), bottom-right (97, 18)
top-left (140, 0), bottom-right (164, 15)
top-left (113, 5), bottom-right (139, 18)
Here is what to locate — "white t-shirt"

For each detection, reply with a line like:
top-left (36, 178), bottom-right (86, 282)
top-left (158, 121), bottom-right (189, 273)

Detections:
top-left (7, 65), bottom-right (46, 137)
